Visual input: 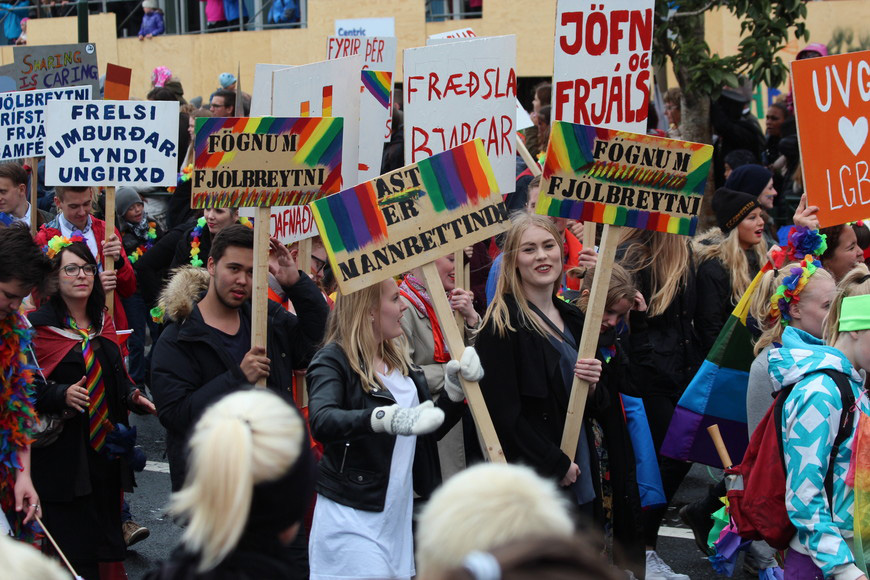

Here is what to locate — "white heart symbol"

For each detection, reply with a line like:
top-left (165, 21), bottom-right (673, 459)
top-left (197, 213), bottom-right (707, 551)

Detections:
top-left (838, 116), bottom-right (868, 156)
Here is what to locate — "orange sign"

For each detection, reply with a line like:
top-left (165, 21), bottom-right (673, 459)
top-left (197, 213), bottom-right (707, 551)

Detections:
top-left (792, 50), bottom-right (870, 227)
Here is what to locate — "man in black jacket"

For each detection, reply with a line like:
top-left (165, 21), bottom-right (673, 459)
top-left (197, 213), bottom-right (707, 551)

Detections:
top-left (150, 224), bottom-right (328, 491)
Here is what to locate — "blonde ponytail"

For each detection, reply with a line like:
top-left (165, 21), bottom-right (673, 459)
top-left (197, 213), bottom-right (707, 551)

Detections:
top-left (825, 263), bottom-right (870, 345)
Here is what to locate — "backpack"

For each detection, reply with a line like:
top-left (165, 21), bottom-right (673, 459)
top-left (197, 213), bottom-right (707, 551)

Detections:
top-left (725, 368), bottom-right (855, 550)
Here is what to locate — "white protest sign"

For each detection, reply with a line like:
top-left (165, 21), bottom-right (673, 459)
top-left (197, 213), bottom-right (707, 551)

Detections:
top-left (334, 17), bottom-right (395, 38)
top-left (251, 63), bottom-right (292, 116)
top-left (272, 55), bottom-right (363, 188)
top-left (44, 100), bottom-right (179, 186)
top-left (327, 36), bottom-right (397, 181)
top-left (240, 204), bottom-right (319, 245)
top-left (553, 0), bottom-right (654, 131)
top-left (428, 28), bottom-right (476, 40)
top-left (1, 85), bottom-right (91, 161)
top-left (406, 35), bottom-right (517, 195)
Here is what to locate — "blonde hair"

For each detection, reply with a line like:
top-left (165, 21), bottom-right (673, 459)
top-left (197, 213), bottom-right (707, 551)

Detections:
top-left (694, 227), bottom-right (768, 303)
top-left (0, 533), bottom-right (67, 580)
top-left (416, 463), bottom-right (575, 580)
top-left (619, 229), bottom-right (691, 317)
top-left (170, 390), bottom-right (306, 572)
top-left (576, 263), bottom-right (636, 315)
top-left (480, 213), bottom-right (564, 338)
top-left (824, 263), bottom-right (870, 345)
top-left (752, 264), bottom-right (834, 355)
top-left (325, 281), bottom-right (411, 393)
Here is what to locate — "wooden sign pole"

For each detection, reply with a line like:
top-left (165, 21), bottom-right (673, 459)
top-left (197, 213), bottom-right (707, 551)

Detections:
top-left (294, 236), bottom-right (312, 409)
top-left (707, 424), bottom-right (734, 469)
top-left (28, 157), bottom-right (38, 235)
top-left (251, 206), bottom-right (271, 388)
top-left (559, 223), bottom-right (620, 458)
top-left (453, 249), bottom-right (465, 331)
top-left (517, 139), bottom-right (541, 177)
top-left (421, 261), bottom-right (505, 463)
top-left (103, 186), bottom-right (116, 316)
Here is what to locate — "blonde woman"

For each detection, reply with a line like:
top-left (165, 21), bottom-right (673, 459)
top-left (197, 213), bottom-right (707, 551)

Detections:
top-left (694, 187), bottom-right (768, 353)
top-left (145, 389), bottom-right (315, 579)
top-left (306, 279), bottom-right (478, 580)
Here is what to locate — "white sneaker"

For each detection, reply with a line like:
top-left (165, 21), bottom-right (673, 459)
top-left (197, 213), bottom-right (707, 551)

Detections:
top-left (645, 550), bottom-right (690, 580)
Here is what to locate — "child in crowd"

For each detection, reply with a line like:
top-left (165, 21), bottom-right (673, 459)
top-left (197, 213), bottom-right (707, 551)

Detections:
top-left (138, 0), bottom-right (165, 40)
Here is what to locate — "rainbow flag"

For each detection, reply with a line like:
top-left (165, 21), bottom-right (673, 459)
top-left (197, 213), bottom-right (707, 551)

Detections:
top-left (361, 70), bottom-right (392, 109)
top-left (537, 121), bottom-right (711, 236)
top-left (660, 265), bottom-right (772, 468)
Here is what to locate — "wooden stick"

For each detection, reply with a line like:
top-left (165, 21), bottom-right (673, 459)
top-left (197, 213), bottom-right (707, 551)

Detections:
top-left (103, 186), bottom-right (115, 316)
top-left (453, 249), bottom-right (465, 331)
top-left (251, 207), bottom-right (271, 388)
top-left (184, 141), bottom-right (193, 167)
top-left (421, 262), bottom-right (505, 463)
top-left (560, 224), bottom-right (620, 458)
top-left (297, 237), bottom-right (312, 277)
top-left (517, 139), bottom-right (542, 177)
top-left (583, 222), bottom-right (597, 250)
top-left (28, 157), bottom-right (38, 235)
top-left (707, 424), bottom-right (734, 469)
top-left (35, 513), bottom-right (79, 578)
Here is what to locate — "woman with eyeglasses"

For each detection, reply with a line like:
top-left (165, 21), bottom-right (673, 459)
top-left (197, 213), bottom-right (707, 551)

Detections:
top-left (28, 237), bottom-right (156, 579)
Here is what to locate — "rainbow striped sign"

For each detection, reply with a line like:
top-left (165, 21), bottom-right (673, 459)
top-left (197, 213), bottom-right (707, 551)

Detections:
top-left (537, 121), bottom-right (713, 236)
top-left (361, 70), bottom-right (392, 109)
top-left (191, 116), bottom-right (343, 208)
top-left (310, 138), bottom-right (506, 293)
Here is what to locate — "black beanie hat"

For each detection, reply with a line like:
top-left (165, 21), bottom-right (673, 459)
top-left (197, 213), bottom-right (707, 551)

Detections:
top-left (712, 188), bottom-right (760, 234)
top-left (724, 164), bottom-right (773, 197)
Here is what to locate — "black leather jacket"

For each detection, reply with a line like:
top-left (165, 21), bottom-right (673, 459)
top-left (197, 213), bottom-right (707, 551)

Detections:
top-left (306, 342), bottom-right (465, 512)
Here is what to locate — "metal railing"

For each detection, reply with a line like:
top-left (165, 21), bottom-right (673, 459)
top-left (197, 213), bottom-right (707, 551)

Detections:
top-left (426, 0), bottom-right (482, 22)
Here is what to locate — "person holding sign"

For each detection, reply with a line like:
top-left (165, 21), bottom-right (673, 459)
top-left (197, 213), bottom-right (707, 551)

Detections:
top-left (29, 238), bottom-right (156, 580)
top-left (819, 224), bottom-right (865, 283)
top-left (306, 279), bottom-right (478, 580)
top-left (476, 214), bottom-right (601, 505)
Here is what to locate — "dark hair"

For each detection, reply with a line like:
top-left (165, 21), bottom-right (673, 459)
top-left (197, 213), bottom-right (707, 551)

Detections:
top-left (723, 149), bottom-right (757, 171)
top-left (54, 185), bottom-right (91, 202)
top-left (0, 224), bottom-right (56, 292)
top-left (51, 242), bottom-right (105, 333)
top-left (212, 89), bottom-right (236, 112)
top-left (0, 162), bottom-right (28, 187)
top-left (647, 104), bottom-right (659, 130)
top-left (538, 105), bottom-right (551, 126)
top-left (534, 82), bottom-right (552, 106)
top-left (820, 224), bottom-right (849, 264)
top-left (854, 223), bottom-right (870, 251)
top-left (147, 87), bottom-right (178, 102)
top-left (210, 224), bottom-right (253, 262)
top-left (178, 111), bottom-right (191, 171)
top-left (768, 101), bottom-right (790, 119)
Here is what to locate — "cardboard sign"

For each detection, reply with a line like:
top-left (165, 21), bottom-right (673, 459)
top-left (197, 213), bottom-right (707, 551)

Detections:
top-left (14, 43), bottom-right (100, 95)
top-left (191, 116), bottom-right (343, 208)
top-left (104, 63), bottom-right (132, 100)
top-left (272, 55), bottom-right (362, 188)
top-left (553, 0), bottom-right (653, 131)
top-left (0, 64), bottom-right (17, 93)
top-left (311, 139), bottom-right (507, 293)
top-left (240, 204), bottom-right (319, 245)
top-left (1, 86), bottom-right (92, 161)
top-left (537, 121), bottom-right (712, 236)
top-left (792, 50), bottom-right (870, 226)
top-left (250, 63), bottom-right (291, 116)
top-left (428, 28), bottom-right (477, 40)
top-left (405, 36), bottom-right (517, 196)
top-left (44, 100), bottom-right (179, 187)
top-left (334, 17), bottom-right (395, 37)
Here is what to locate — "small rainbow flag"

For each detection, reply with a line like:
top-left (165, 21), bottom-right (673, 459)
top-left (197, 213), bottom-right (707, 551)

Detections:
top-left (361, 70), bottom-right (392, 109)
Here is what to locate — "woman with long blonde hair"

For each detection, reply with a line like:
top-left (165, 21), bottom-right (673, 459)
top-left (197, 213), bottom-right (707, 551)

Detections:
top-left (305, 278), bottom-right (477, 580)
top-left (146, 389), bottom-right (315, 579)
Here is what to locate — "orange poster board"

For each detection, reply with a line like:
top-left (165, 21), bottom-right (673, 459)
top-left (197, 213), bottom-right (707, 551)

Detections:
top-left (792, 50), bottom-right (870, 227)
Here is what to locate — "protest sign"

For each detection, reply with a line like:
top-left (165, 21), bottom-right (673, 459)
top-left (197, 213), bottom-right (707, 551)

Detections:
top-left (552, 0), bottom-right (654, 133)
top-left (311, 138), bottom-right (507, 461)
top-left (334, 17), bottom-right (395, 38)
top-left (44, 100), bottom-right (179, 187)
top-left (327, 36), bottom-right (396, 180)
top-left (191, 116), bottom-right (343, 208)
top-left (1, 86), bottom-right (92, 161)
top-left (537, 121), bottom-right (712, 236)
top-left (792, 50), bottom-right (870, 226)
top-left (104, 63), bottom-right (132, 100)
top-left (0, 64), bottom-right (17, 93)
top-left (240, 205), bottom-right (319, 245)
top-left (272, 55), bottom-right (362, 188)
top-left (14, 43), bottom-right (99, 95)
top-left (251, 63), bottom-right (291, 116)
top-left (405, 36), bottom-right (517, 196)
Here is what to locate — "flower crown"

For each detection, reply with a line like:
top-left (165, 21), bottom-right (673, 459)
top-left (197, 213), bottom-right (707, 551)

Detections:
top-left (769, 255), bottom-right (821, 326)
top-left (44, 234), bottom-right (84, 259)
top-left (167, 163), bottom-right (193, 194)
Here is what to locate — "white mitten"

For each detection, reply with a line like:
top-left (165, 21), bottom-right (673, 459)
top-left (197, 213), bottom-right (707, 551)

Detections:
top-left (444, 346), bottom-right (485, 402)
top-left (370, 400), bottom-right (445, 435)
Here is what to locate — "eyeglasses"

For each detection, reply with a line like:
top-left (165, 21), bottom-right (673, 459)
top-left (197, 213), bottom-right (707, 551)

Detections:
top-left (209, 103), bottom-right (226, 109)
top-left (62, 264), bottom-right (97, 277)
top-left (311, 255), bottom-right (327, 274)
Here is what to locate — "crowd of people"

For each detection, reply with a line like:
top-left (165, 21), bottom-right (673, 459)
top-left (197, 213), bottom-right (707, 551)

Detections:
top-left (1, 39), bottom-right (870, 580)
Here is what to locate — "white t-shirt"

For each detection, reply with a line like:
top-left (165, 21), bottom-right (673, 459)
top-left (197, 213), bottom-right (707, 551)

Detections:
top-left (309, 369), bottom-right (419, 580)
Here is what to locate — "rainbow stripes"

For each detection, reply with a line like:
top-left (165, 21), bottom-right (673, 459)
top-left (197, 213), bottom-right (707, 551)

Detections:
top-left (417, 139), bottom-right (498, 211)
top-left (315, 181), bottom-right (388, 252)
top-left (538, 121), bottom-right (711, 236)
top-left (361, 70), bottom-right (392, 109)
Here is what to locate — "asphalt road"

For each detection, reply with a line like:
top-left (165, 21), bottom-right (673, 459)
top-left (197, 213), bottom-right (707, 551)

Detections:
top-left (122, 412), bottom-right (742, 580)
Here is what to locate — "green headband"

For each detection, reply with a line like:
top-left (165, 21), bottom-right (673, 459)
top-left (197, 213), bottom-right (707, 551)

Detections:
top-left (839, 294), bottom-right (870, 332)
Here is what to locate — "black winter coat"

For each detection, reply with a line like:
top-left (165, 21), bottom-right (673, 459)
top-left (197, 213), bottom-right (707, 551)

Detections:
top-left (306, 342), bottom-right (465, 512)
top-left (150, 273), bottom-right (328, 491)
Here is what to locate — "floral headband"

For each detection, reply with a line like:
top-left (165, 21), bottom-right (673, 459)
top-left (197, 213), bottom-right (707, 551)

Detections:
top-left (769, 255), bottom-right (822, 326)
top-left (44, 234), bottom-right (84, 259)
